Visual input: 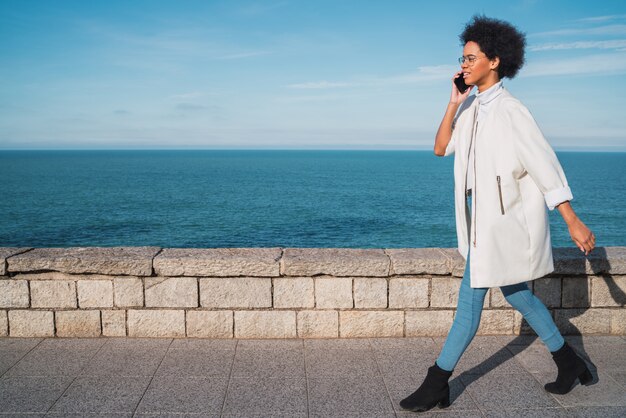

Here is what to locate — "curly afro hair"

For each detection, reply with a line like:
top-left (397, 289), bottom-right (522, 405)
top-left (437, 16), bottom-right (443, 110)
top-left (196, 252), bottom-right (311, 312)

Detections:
top-left (460, 15), bottom-right (526, 79)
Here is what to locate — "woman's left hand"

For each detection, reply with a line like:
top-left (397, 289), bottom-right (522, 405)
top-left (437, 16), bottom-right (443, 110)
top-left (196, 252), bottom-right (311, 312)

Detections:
top-left (567, 218), bottom-right (596, 255)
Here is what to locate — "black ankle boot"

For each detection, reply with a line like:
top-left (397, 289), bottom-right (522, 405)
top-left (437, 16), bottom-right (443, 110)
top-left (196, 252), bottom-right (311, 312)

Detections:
top-left (544, 342), bottom-right (593, 395)
top-left (399, 362), bottom-right (453, 412)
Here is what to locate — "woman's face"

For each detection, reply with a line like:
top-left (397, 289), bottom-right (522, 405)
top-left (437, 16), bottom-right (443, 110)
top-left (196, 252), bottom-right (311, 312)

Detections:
top-left (460, 41), bottom-right (500, 89)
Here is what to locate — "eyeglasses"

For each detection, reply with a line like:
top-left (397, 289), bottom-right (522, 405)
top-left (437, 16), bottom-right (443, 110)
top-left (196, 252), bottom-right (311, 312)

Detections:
top-left (458, 55), bottom-right (486, 65)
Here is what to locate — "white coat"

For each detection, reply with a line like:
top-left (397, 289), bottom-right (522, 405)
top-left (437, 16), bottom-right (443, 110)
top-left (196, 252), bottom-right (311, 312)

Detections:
top-left (444, 88), bottom-right (573, 288)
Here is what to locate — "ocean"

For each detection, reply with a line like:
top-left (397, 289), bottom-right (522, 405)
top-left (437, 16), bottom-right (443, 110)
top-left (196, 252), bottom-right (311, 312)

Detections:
top-left (0, 150), bottom-right (624, 249)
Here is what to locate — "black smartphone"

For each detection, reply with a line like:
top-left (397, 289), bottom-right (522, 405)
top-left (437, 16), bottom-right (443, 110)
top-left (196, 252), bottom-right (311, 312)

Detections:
top-left (454, 74), bottom-right (470, 93)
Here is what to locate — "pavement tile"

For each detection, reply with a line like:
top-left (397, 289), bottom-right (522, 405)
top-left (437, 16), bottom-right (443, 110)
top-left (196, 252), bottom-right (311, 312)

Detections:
top-left (222, 377), bottom-right (307, 416)
top-left (376, 353), bottom-right (442, 381)
top-left (305, 348), bottom-right (379, 377)
top-left (236, 338), bottom-right (303, 350)
top-left (396, 411), bottom-right (483, 417)
top-left (453, 341), bottom-right (530, 376)
top-left (0, 338), bottom-right (42, 376)
top-left (607, 370), bottom-right (626, 388)
top-left (507, 343), bottom-right (557, 374)
top-left (0, 376), bottom-right (74, 413)
top-left (369, 337), bottom-right (440, 378)
top-left (221, 414), bottom-right (306, 418)
top-left (568, 336), bottom-right (626, 346)
top-left (0, 337), bottom-right (43, 350)
top-left (80, 338), bottom-right (171, 376)
top-left (311, 413), bottom-right (395, 418)
top-left (45, 414), bottom-right (133, 417)
top-left (567, 405), bottom-right (626, 417)
top-left (368, 336), bottom-right (437, 351)
top-left (575, 343), bottom-right (626, 372)
top-left (466, 335), bottom-right (540, 346)
top-left (432, 335), bottom-right (541, 348)
top-left (168, 338), bottom-right (236, 351)
top-left (134, 375), bottom-right (227, 415)
top-left (5, 338), bottom-right (105, 377)
top-left (135, 415), bottom-right (216, 418)
top-left (482, 407), bottom-right (572, 417)
top-left (304, 338), bottom-right (371, 351)
top-left (307, 375), bottom-right (395, 417)
top-left (1, 415), bottom-right (45, 418)
top-left (231, 346), bottom-right (305, 378)
top-left (155, 347), bottom-right (234, 377)
top-left (385, 374), bottom-right (478, 412)
top-left (47, 376), bottom-right (151, 414)
top-left (534, 371), bottom-right (626, 407)
top-left (460, 370), bottom-right (560, 410)
top-left (36, 338), bottom-right (106, 351)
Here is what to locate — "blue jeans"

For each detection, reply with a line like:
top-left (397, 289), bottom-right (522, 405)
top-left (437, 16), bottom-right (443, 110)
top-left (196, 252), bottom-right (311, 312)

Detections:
top-left (435, 193), bottom-right (565, 372)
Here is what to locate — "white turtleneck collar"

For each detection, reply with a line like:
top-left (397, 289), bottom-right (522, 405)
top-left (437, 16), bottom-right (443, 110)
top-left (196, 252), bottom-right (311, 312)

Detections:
top-left (475, 81), bottom-right (503, 123)
top-left (476, 80), bottom-right (503, 106)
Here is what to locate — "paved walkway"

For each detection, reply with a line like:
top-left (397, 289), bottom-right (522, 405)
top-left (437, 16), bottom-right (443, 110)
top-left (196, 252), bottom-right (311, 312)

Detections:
top-left (0, 335), bottom-right (624, 417)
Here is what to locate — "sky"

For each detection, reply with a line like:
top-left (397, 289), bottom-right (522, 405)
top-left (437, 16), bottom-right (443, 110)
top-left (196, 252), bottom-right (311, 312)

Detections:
top-left (1, 0), bottom-right (626, 150)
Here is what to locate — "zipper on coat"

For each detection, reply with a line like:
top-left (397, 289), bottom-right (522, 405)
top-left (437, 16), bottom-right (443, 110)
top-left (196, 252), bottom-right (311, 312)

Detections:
top-left (472, 109), bottom-right (478, 248)
top-left (496, 175), bottom-right (505, 215)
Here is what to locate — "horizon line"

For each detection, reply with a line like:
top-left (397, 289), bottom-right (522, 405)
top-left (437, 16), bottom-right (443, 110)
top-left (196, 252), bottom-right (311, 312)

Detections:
top-left (0, 147), bottom-right (625, 153)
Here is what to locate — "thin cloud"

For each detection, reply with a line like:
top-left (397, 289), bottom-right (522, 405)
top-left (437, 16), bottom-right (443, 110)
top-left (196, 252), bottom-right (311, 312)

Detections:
top-left (274, 94), bottom-right (348, 103)
top-left (78, 20), bottom-right (270, 63)
top-left (529, 39), bottom-right (626, 51)
top-left (532, 24), bottom-right (626, 37)
top-left (238, 1), bottom-right (290, 16)
top-left (287, 81), bottom-right (355, 89)
top-left (171, 92), bottom-right (204, 100)
top-left (384, 65), bottom-right (457, 84)
top-left (216, 50), bottom-right (271, 60)
top-left (575, 15), bottom-right (626, 24)
top-left (286, 64), bottom-right (457, 90)
top-left (521, 52), bottom-right (626, 77)
top-left (175, 103), bottom-right (207, 111)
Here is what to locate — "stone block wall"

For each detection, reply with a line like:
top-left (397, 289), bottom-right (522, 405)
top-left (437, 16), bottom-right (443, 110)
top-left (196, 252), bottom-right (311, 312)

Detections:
top-left (0, 246), bottom-right (625, 338)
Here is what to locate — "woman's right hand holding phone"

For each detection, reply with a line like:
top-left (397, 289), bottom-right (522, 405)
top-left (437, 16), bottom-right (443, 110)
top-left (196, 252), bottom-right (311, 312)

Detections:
top-left (450, 71), bottom-right (473, 105)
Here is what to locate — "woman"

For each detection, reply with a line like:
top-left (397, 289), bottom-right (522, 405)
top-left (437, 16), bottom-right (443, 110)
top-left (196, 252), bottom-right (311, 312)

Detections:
top-left (400, 16), bottom-right (596, 413)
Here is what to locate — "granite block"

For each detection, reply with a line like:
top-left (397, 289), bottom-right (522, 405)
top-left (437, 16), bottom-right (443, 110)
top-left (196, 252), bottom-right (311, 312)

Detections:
top-left (282, 247), bottom-right (389, 277)
top-left (8, 310), bottom-right (54, 337)
top-left (154, 247), bottom-right (281, 277)
top-left (127, 309), bottom-right (185, 337)
top-left (0, 247), bottom-right (32, 275)
top-left (7, 247), bottom-right (160, 276)
top-left (386, 248), bottom-right (449, 275)
top-left (144, 276), bottom-right (198, 308)
top-left (353, 277), bottom-right (387, 308)
top-left (185, 310), bottom-right (233, 338)
top-left (297, 310), bottom-right (338, 338)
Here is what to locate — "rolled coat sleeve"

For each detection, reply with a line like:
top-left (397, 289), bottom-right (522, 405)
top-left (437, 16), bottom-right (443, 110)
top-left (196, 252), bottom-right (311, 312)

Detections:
top-left (444, 134), bottom-right (456, 156)
top-left (444, 97), bottom-right (476, 157)
top-left (509, 104), bottom-right (573, 210)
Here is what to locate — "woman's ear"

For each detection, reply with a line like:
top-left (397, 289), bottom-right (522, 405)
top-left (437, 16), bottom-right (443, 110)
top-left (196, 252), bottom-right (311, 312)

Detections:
top-left (490, 56), bottom-right (500, 72)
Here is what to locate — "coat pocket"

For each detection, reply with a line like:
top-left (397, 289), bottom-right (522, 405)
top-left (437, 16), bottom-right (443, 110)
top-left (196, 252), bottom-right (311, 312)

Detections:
top-left (496, 175), bottom-right (505, 215)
